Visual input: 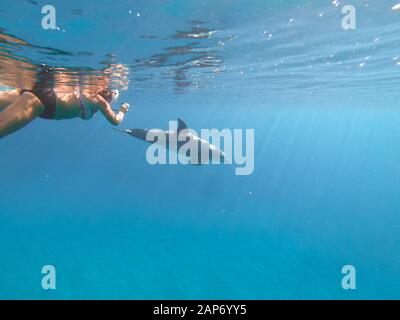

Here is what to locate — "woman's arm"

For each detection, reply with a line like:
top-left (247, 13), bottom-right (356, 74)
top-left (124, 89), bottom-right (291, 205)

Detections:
top-left (93, 94), bottom-right (129, 125)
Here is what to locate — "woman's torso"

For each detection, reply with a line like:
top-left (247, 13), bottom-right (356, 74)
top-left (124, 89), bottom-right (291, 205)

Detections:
top-left (54, 91), bottom-right (98, 120)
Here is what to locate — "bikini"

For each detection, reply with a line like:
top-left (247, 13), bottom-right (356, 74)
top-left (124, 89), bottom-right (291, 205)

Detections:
top-left (19, 65), bottom-right (56, 119)
top-left (78, 93), bottom-right (96, 120)
top-left (79, 90), bottom-right (118, 120)
top-left (20, 87), bottom-right (56, 119)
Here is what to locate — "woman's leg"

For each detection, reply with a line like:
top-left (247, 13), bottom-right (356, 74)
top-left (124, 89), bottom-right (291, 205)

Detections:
top-left (0, 92), bottom-right (44, 139)
top-left (0, 90), bottom-right (20, 111)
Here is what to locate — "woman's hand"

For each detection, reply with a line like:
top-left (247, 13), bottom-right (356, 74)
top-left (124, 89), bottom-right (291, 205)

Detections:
top-left (113, 103), bottom-right (130, 125)
top-left (120, 103), bottom-right (129, 113)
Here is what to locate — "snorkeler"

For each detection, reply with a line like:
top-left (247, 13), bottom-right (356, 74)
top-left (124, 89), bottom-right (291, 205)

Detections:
top-left (0, 66), bottom-right (129, 139)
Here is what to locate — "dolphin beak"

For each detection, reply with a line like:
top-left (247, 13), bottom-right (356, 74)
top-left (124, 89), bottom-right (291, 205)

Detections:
top-left (113, 128), bottom-right (131, 134)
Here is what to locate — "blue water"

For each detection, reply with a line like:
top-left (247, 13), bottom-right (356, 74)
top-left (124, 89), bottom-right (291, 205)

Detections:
top-left (1, 0), bottom-right (400, 299)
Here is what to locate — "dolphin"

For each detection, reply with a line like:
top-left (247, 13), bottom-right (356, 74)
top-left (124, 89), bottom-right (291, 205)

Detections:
top-left (115, 118), bottom-right (226, 164)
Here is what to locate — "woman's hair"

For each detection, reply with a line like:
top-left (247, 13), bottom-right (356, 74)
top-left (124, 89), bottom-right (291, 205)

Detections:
top-left (97, 89), bottom-right (119, 104)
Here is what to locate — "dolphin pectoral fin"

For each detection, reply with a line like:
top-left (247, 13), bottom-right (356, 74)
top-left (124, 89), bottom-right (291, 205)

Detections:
top-left (177, 118), bottom-right (188, 134)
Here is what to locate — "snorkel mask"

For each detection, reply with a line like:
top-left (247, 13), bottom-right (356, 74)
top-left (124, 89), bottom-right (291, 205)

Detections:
top-left (98, 89), bottom-right (119, 104)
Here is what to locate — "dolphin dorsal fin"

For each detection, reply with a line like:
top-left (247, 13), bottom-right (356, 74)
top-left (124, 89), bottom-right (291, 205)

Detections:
top-left (177, 118), bottom-right (188, 134)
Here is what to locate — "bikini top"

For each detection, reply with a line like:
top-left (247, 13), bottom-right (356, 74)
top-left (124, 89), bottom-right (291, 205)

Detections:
top-left (78, 93), bottom-right (97, 120)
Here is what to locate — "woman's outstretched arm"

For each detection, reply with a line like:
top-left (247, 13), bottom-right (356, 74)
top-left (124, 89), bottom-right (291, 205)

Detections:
top-left (93, 95), bottom-right (129, 125)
